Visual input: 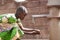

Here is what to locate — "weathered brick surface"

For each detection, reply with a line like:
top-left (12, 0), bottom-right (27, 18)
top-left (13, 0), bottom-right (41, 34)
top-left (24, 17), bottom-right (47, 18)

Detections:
top-left (0, 0), bottom-right (49, 39)
top-left (24, 1), bottom-right (40, 8)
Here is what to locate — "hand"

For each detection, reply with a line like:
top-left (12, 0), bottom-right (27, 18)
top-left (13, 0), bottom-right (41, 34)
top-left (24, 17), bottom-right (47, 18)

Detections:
top-left (33, 29), bottom-right (40, 34)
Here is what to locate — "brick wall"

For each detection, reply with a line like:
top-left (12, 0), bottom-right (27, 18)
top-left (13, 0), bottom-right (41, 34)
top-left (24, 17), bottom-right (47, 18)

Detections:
top-left (0, 0), bottom-right (49, 39)
top-left (0, 0), bottom-right (16, 14)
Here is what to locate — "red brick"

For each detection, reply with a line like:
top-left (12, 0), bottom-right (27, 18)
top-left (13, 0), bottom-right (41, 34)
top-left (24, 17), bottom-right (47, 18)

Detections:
top-left (27, 0), bottom-right (40, 1)
top-left (25, 1), bottom-right (40, 8)
top-left (28, 7), bottom-right (40, 13)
